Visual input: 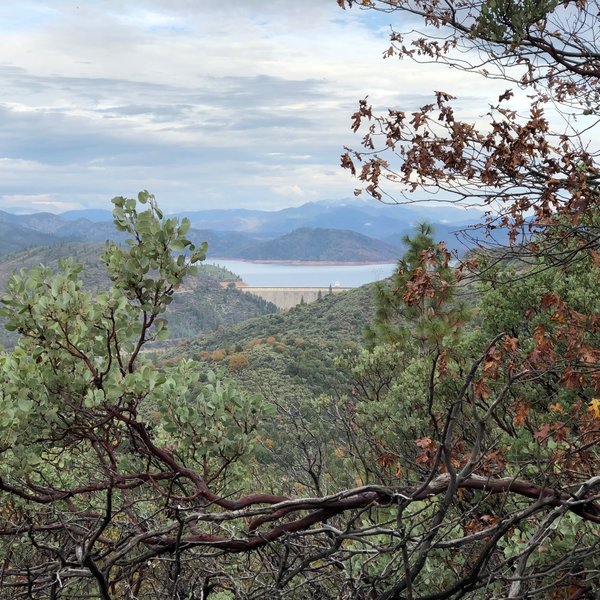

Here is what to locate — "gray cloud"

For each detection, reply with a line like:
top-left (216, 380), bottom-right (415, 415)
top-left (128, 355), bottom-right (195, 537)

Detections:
top-left (0, 1), bottom-right (511, 212)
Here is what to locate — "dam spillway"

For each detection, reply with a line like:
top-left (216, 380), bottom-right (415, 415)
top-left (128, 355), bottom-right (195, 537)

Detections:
top-left (237, 286), bottom-right (351, 310)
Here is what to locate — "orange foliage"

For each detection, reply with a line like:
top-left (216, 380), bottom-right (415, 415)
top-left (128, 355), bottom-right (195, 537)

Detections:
top-left (513, 401), bottom-right (530, 427)
top-left (210, 349), bottom-right (226, 362)
top-left (228, 353), bottom-right (249, 371)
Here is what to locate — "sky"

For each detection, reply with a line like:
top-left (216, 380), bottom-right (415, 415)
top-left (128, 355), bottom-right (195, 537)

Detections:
top-left (0, 1), bottom-right (509, 214)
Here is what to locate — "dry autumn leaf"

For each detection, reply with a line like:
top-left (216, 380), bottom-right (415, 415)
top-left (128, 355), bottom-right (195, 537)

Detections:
top-left (588, 398), bottom-right (600, 419)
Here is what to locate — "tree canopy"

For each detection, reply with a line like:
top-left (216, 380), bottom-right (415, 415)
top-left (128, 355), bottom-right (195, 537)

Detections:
top-left (0, 193), bottom-right (597, 598)
top-left (0, 1), bottom-right (599, 598)
top-left (340, 0), bottom-right (600, 242)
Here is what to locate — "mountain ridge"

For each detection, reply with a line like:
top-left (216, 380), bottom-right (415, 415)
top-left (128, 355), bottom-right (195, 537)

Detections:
top-left (0, 199), bottom-right (482, 260)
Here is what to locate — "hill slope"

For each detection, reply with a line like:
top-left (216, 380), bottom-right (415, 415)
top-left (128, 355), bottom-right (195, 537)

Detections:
top-left (0, 244), bottom-right (277, 350)
top-left (0, 221), bottom-right (61, 254)
top-left (168, 283), bottom-right (376, 398)
top-left (237, 228), bottom-right (400, 262)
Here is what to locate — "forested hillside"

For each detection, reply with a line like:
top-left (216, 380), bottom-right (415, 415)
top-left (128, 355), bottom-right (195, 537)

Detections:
top-left (0, 243), bottom-right (277, 349)
top-left (236, 227), bottom-right (400, 261)
top-left (168, 282), bottom-right (375, 398)
top-left (0, 221), bottom-right (60, 254)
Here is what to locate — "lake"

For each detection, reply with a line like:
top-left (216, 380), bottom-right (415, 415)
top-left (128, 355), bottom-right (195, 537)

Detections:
top-left (206, 260), bottom-right (397, 288)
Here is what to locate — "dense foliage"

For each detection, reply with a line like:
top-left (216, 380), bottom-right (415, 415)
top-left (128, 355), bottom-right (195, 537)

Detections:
top-left (0, 0), bottom-right (599, 597)
top-left (0, 195), bottom-right (597, 598)
top-left (0, 243), bottom-right (276, 351)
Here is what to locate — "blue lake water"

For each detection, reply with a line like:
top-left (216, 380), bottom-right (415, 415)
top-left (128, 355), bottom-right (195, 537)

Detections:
top-left (206, 260), bottom-right (397, 288)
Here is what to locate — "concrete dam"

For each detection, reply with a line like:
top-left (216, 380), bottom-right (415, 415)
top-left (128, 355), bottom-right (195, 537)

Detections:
top-left (236, 285), bottom-right (351, 310)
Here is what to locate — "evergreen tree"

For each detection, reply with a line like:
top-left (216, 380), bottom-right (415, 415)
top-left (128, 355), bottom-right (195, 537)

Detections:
top-left (365, 222), bottom-right (470, 350)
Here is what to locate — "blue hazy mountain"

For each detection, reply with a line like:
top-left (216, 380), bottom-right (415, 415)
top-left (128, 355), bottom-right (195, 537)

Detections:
top-left (59, 209), bottom-right (115, 222)
top-left (0, 200), bottom-right (483, 259)
top-left (174, 199), bottom-right (478, 237)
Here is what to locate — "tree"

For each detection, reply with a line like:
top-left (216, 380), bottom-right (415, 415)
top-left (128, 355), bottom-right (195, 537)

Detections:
top-left (339, 0), bottom-right (600, 246)
top-left (0, 194), bottom-right (270, 598)
top-left (335, 0), bottom-right (600, 596)
top-left (1, 0), bottom-right (600, 594)
top-left (365, 222), bottom-right (469, 349)
top-left (337, 225), bottom-right (600, 598)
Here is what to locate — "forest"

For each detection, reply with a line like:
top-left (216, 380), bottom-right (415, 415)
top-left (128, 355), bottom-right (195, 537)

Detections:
top-left (0, 0), bottom-right (599, 599)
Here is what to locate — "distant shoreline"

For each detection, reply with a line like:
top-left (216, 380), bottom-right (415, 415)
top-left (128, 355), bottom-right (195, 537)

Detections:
top-left (207, 257), bottom-right (397, 267)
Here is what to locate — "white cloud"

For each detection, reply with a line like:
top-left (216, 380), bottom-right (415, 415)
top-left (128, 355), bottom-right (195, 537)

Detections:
top-left (269, 185), bottom-right (307, 198)
top-left (0, 1), bottom-right (515, 212)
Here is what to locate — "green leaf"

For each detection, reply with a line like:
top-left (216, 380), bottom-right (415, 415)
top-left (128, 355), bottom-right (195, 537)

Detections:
top-left (17, 397), bottom-right (33, 413)
top-left (179, 218), bottom-right (191, 235)
top-left (171, 240), bottom-right (187, 252)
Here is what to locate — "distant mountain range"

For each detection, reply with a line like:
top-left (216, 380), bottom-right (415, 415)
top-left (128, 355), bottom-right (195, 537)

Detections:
top-left (175, 199), bottom-right (477, 237)
top-left (0, 199), bottom-right (490, 261)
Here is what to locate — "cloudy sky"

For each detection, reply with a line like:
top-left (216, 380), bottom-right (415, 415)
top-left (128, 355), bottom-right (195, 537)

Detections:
top-left (0, 1), bottom-right (506, 214)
